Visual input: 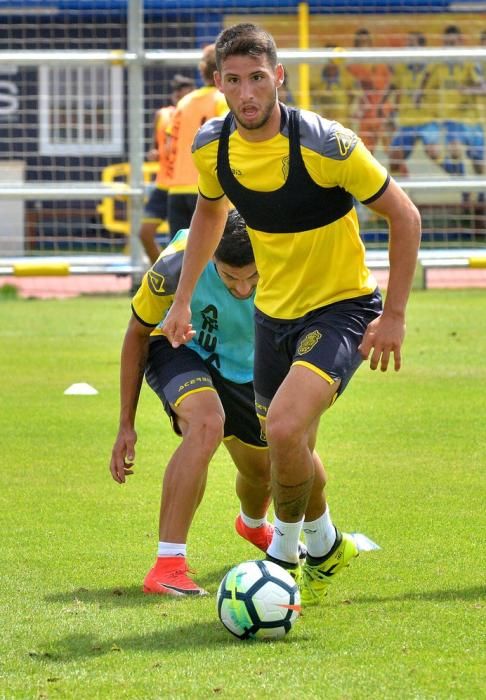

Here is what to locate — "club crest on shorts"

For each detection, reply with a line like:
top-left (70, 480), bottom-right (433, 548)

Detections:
top-left (147, 270), bottom-right (165, 296)
top-left (297, 329), bottom-right (322, 355)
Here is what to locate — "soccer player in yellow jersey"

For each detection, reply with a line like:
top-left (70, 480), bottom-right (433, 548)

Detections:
top-left (165, 44), bottom-right (228, 239)
top-left (139, 74), bottom-right (195, 263)
top-left (388, 33), bottom-right (441, 177)
top-left (162, 23), bottom-right (421, 606)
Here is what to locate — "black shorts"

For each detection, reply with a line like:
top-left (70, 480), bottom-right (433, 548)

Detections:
top-left (145, 336), bottom-right (266, 447)
top-left (253, 289), bottom-right (383, 419)
top-left (167, 193), bottom-right (198, 239)
top-left (143, 186), bottom-right (169, 221)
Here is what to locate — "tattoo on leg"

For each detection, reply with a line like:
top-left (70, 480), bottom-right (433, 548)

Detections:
top-left (272, 476), bottom-right (313, 519)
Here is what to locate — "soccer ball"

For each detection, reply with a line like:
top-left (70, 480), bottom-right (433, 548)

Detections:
top-left (216, 560), bottom-right (301, 641)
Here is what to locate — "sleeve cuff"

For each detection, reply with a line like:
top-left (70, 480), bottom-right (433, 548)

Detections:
top-left (131, 304), bottom-right (158, 328)
top-left (361, 174), bottom-right (390, 205)
top-left (198, 188), bottom-right (225, 201)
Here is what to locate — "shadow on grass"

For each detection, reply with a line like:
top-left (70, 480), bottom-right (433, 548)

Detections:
top-left (29, 621), bottom-right (308, 662)
top-left (44, 566), bottom-right (230, 608)
top-left (45, 580), bottom-right (485, 610)
top-left (344, 584), bottom-right (485, 605)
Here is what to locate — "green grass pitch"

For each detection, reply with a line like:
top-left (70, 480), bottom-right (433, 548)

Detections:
top-left (1, 289), bottom-right (485, 699)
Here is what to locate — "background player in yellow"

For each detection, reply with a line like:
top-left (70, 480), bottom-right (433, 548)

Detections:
top-left (162, 23), bottom-right (421, 606)
top-left (388, 32), bottom-right (441, 177)
top-left (165, 44), bottom-right (228, 240)
top-left (311, 46), bottom-right (354, 125)
top-left (139, 74), bottom-right (195, 264)
top-left (426, 24), bottom-right (485, 189)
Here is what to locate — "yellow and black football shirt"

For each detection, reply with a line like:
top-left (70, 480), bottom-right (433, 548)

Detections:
top-left (192, 105), bottom-right (389, 322)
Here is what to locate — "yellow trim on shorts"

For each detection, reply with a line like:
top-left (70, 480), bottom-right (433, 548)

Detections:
top-left (292, 360), bottom-right (335, 385)
top-left (173, 386), bottom-right (216, 408)
top-left (292, 361), bottom-right (339, 406)
top-left (223, 435), bottom-right (268, 450)
top-left (168, 184), bottom-right (199, 195)
top-left (142, 216), bottom-right (164, 224)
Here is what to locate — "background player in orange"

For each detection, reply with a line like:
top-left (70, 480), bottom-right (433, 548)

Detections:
top-left (165, 44), bottom-right (228, 239)
top-left (139, 74), bottom-right (195, 264)
top-left (347, 28), bottom-right (394, 154)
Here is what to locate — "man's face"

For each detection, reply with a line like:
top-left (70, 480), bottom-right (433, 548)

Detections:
top-left (443, 31), bottom-right (461, 47)
top-left (215, 54), bottom-right (284, 133)
top-left (354, 32), bottom-right (372, 48)
top-left (214, 260), bottom-right (258, 300)
top-left (407, 34), bottom-right (421, 48)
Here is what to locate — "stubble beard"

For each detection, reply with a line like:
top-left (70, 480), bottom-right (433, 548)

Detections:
top-left (233, 97), bottom-right (277, 132)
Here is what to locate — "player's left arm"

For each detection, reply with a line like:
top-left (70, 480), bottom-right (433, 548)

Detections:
top-left (359, 178), bottom-right (421, 372)
top-left (110, 256), bottom-right (173, 484)
top-left (110, 316), bottom-right (154, 484)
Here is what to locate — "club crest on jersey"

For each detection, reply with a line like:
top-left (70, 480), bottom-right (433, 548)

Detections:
top-left (297, 330), bottom-right (322, 355)
top-left (147, 270), bottom-right (165, 296)
top-left (335, 129), bottom-right (355, 157)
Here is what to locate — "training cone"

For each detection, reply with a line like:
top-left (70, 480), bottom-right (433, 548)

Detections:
top-left (64, 383), bottom-right (98, 395)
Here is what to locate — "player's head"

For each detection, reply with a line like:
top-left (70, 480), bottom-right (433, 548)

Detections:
top-left (169, 74), bottom-right (195, 104)
top-left (214, 23), bottom-right (284, 132)
top-left (199, 44), bottom-right (218, 86)
top-left (407, 32), bottom-right (426, 48)
top-left (213, 209), bottom-right (258, 300)
top-left (215, 23), bottom-right (278, 71)
top-left (443, 25), bottom-right (462, 46)
top-left (354, 28), bottom-right (372, 48)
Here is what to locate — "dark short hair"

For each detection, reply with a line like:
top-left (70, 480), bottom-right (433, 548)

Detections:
top-left (215, 23), bottom-right (278, 71)
top-left (170, 74), bottom-right (195, 92)
top-left (199, 44), bottom-right (217, 84)
top-left (214, 210), bottom-right (254, 267)
top-left (444, 25), bottom-right (461, 36)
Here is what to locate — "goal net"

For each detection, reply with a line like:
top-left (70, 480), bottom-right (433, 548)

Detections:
top-left (0, 0), bottom-right (484, 283)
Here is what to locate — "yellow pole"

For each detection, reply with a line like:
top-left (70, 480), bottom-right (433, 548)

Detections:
top-left (469, 257), bottom-right (486, 268)
top-left (14, 262), bottom-right (70, 277)
top-left (298, 2), bottom-right (310, 110)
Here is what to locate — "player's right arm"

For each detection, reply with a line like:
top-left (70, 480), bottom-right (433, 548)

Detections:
top-left (110, 316), bottom-right (153, 484)
top-left (162, 194), bottom-right (229, 347)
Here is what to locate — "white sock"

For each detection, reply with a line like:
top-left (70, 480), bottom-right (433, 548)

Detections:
top-left (240, 508), bottom-right (267, 529)
top-left (303, 508), bottom-right (336, 558)
top-left (157, 541), bottom-right (186, 558)
top-left (266, 517), bottom-right (304, 565)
